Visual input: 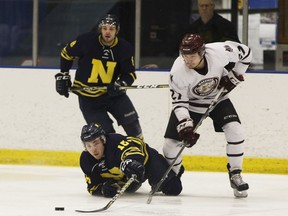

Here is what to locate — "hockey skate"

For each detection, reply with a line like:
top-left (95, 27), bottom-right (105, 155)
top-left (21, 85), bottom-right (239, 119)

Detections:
top-left (227, 163), bottom-right (249, 198)
top-left (177, 165), bottom-right (185, 178)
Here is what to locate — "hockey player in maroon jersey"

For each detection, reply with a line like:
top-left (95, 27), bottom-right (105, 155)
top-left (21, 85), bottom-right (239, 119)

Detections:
top-left (79, 122), bottom-right (182, 198)
top-left (55, 14), bottom-right (142, 139)
top-left (163, 34), bottom-right (252, 198)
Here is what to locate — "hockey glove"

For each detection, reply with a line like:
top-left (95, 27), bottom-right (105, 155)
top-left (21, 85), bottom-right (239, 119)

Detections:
top-left (120, 159), bottom-right (145, 182)
top-left (218, 70), bottom-right (244, 94)
top-left (55, 72), bottom-right (72, 98)
top-left (107, 80), bottom-right (127, 96)
top-left (101, 180), bottom-right (121, 198)
top-left (176, 118), bottom-right (200, 148)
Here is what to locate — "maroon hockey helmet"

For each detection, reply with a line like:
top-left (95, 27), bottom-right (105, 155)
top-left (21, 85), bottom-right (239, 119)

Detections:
top-left (179, 34), bottom-right (205, 55)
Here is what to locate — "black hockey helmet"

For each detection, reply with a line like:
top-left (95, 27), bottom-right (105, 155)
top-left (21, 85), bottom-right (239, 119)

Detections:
top-left (81, 122), bottom-right (106, 143)
top-left (98, 14), bottom-right (120, 32)
top-left (179, 34), bottom-right (205, 55)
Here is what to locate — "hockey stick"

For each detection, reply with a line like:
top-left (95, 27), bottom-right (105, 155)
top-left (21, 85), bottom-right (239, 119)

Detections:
top-left (75, 174), bottom-right (137, 213)
top-left (146, 87), bottom-right (225, 204)
top-left (69, 84), bottom-right (169, 92)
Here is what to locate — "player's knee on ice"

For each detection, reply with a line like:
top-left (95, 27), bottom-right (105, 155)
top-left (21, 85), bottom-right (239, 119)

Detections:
top-left (161, 176), bottom-right (182, 196)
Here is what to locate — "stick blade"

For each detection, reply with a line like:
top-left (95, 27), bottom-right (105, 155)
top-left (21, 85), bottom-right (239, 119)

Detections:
top-left (146, 195), bottom-right (153, 204)
top-left (75, 206), bottom-right (107, 213)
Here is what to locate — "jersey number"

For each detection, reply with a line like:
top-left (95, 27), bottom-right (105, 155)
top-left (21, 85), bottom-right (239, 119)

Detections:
top-left (117, 140), bottom-right (130, 151)
top-left (237, 45), bottom-right (246, 60)
top-left (170, 89), bottom-right (182, 100)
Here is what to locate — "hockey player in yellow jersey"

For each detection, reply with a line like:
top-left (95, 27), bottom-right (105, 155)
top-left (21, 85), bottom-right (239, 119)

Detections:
top-left (55, 14), bottom-right (142, 139)
top-left (79, 122), bottom-right (182, 197)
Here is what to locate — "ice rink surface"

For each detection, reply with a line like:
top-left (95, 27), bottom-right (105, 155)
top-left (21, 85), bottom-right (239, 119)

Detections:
top-left (1, 165), bottom-right (287, 216)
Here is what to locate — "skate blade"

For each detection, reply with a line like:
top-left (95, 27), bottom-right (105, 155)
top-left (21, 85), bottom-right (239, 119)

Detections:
top-left (233, 189), bottom-right (248, 198)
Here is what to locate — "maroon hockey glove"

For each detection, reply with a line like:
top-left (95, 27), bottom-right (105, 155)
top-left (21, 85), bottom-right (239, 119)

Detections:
top-left (218, 70), bottom-right (244, 94)
top-left (55, 72), bottom-right (71, 98)
top-left (120, 159), bottom-right (145, 182)
top-left (176, 118), bottom-right (200, 148)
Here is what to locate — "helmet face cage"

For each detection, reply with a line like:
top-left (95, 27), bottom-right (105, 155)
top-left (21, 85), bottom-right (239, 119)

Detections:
top-left (81, 123), bottom-right (106, 143)
top-left (179, 34), bottom-right (205, 56)
top-left (98, 14), bottom-right (120, 33)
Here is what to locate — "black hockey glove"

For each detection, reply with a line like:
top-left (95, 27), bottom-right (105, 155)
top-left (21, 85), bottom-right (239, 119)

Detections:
top-left (176, 118), bottom-right (200, 148)
top-left (101, 180), bottom-right (121, 198)
top-left (55, 72), bottom-right (72, 98)
top-left (120, 159), bottom-right (145, 182)
top-left (218, 70), bottom-right (244, 94)
top-left (107, 80), bottom-right (127, 96)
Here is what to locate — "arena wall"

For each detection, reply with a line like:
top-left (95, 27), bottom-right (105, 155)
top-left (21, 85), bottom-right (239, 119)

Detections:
top-left (0, 68), bottom-right (287, 174)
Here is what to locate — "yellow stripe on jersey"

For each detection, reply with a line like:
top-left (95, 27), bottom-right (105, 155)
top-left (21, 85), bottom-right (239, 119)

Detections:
top-left (129, 71), bottom-right (137, 81)
top-left (89, 184), bottom-right (99, 195)
top-left (120, 137), bottom-right (149, 165)
top-left (69, 40), bottom-right (77, 47)
top-left (61, 47), bottom-right (74, 61)
top-left (72, 80), bottom-right (106, 97)
top-left (126, 136), bottom-right (143, 146)
top-left (85, 175), bottom-right (91, 184)
top-left (101, 167), bottom-right (124, 180)
top-left (121, 146), bottom-right (145, 159)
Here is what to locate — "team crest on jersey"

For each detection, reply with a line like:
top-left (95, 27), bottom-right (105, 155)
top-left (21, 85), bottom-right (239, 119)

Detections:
top-left (224, 45), bottom-right (233, 52)
top-left (102, 49), bottom-right (110, 59)
top-left (98, 160), bottom-right (108, 171)
top-left (193, 77), bottom-right (218, 96)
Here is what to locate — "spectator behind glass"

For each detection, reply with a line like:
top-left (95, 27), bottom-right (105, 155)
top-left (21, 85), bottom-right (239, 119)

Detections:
top-left (185, 0), bottom-right (240, 43)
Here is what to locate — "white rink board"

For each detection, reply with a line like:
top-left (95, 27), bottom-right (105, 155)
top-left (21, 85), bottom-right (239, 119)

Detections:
top-left (0, 68), bottom-right (287, 158)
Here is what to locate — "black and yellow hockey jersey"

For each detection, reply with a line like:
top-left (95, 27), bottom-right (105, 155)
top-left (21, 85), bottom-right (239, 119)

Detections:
top-left (79, 133), bottom-right (148, 195)
top-left (60, 32), bottom-right (136, 97)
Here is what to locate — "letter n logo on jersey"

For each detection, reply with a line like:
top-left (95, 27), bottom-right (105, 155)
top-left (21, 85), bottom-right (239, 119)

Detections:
top-left (89, 59), bottom-right (117, 83)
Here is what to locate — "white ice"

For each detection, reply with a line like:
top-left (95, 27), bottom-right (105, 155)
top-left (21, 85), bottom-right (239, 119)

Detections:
top-left (0, 165), bottom-right (287, 216)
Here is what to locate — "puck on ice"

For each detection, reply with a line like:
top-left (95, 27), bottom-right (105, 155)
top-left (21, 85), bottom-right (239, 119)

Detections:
top-left (55, 207), bottom-right (65, 211)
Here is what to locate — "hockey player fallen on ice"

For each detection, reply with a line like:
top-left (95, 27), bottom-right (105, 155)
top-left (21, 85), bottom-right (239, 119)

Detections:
top-left (163, 34), bottom-right (252, 198)
top-left (79, 122), bottom-right (182, 198)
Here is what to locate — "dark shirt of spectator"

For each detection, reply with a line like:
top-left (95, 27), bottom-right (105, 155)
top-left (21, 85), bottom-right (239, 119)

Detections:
top-left (185, 0), bottom-right (240, 43)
